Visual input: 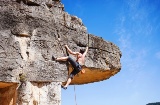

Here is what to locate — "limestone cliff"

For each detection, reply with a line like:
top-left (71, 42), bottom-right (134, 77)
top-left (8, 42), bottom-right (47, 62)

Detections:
top-left (0, 0), bottom-right (122, 105)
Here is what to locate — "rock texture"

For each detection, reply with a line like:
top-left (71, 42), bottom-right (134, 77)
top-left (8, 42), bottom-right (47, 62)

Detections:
top-left (0, 83), bottom-right (18, 105)
top-left (17, 82), bottom-right (61, 105)
top-left (146, 103), bottom-right (160, 105)
top-left (0, 0), bottom-right (122, 105)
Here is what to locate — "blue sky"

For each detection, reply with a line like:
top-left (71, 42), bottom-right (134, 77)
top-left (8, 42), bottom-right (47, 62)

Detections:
top-left (61, 0), bottom-right (160, 105)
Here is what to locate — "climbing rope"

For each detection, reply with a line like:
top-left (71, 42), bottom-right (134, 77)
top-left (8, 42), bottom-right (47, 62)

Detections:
top-left (74, 85), bottom-right (78, 105)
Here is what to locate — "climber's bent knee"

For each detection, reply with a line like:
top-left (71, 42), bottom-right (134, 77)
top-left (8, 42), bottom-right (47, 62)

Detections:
top-left (69, 74), bottom-right (74, 79)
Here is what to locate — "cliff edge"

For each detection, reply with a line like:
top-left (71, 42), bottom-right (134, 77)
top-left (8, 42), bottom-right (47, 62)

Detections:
top-left (0, 0), bottom-right (122, 105)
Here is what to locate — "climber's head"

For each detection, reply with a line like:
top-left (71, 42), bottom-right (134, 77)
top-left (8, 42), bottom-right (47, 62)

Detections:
top-left (80, 49), bottom-right (85, 54)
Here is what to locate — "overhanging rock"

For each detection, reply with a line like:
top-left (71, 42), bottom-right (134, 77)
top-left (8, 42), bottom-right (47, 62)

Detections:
top-left (70, 34), bottom-right (122, 84)
top-left (0, 0), bottom-right (122, 104)
top-left (0, 0), bottom-right (121, 85)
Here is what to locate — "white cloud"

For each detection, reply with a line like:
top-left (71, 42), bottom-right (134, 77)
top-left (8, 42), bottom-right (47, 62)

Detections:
top-left (114, 1), bottom-right (151, 92)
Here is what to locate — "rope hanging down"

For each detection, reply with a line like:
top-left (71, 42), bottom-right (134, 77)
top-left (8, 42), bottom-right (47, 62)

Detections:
top-left (73, 35), bottom-right (89, 105)
top-left (74, 85), bottom-right (78, 105)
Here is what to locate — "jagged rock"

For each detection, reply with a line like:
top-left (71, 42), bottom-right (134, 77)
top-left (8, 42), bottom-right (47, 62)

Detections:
top-left (0, 0), bottom-right (122, 105)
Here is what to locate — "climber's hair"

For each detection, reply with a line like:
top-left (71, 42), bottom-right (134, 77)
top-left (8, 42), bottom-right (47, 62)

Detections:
top-left (80, 49), bottom-right (85, 54)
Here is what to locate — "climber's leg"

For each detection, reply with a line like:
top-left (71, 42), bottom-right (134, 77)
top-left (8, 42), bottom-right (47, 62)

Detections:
top-left (67, 57), bottom-right (78, 69)
top-left (55, 56), bottom-right (81, 90)
top-left (56, 56), bottom-right (68, 61)
top-left (62, 69), bottom-right (79, 90)
top-left (63, 77), bottom-right (71, 88)
top-left (52, 55), bottom-right (68, 61)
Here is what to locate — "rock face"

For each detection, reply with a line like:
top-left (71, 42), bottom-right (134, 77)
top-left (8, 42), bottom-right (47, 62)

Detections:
top-left (146, 103), bottom-right (160, 105)
top-left (0, 0), bottom-right (122, 105)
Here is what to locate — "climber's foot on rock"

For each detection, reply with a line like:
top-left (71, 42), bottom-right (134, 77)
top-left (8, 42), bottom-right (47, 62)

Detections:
top-left (52, 55), bottom-right (57, 61)
top-left (61, 85), bottom-right (67, 90)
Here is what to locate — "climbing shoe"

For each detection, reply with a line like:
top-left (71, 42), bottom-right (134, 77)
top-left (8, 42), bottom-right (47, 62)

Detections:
top-left (52, 55), bottom-right (56, 61)
top-left (61, 85), bottom-right (67, 90)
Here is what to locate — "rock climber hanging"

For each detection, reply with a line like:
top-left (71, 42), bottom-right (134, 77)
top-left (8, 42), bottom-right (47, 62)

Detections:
top-left (52, 44), bottom-right (88, 90)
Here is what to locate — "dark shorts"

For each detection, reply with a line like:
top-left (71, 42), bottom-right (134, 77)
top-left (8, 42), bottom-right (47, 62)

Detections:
top-left (67, 56), bottom-right (82, 79)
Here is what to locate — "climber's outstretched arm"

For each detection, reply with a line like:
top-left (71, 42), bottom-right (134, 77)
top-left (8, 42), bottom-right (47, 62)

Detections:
top-left (82, 46), bottom-right (88, 57)
top-left (65, 45), bottom-right (79, 55)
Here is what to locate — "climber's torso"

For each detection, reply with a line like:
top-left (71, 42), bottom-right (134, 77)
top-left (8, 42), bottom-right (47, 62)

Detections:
top-left (76, 53), bottom-right (85, 66)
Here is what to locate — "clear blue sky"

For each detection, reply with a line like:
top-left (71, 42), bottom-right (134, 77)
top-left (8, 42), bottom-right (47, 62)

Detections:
top-left (61, 0), bottom-right (160, 105)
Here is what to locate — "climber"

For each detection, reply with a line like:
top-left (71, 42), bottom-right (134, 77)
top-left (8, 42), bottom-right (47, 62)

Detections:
top-left (52, 45), bottom-right (88, 90)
